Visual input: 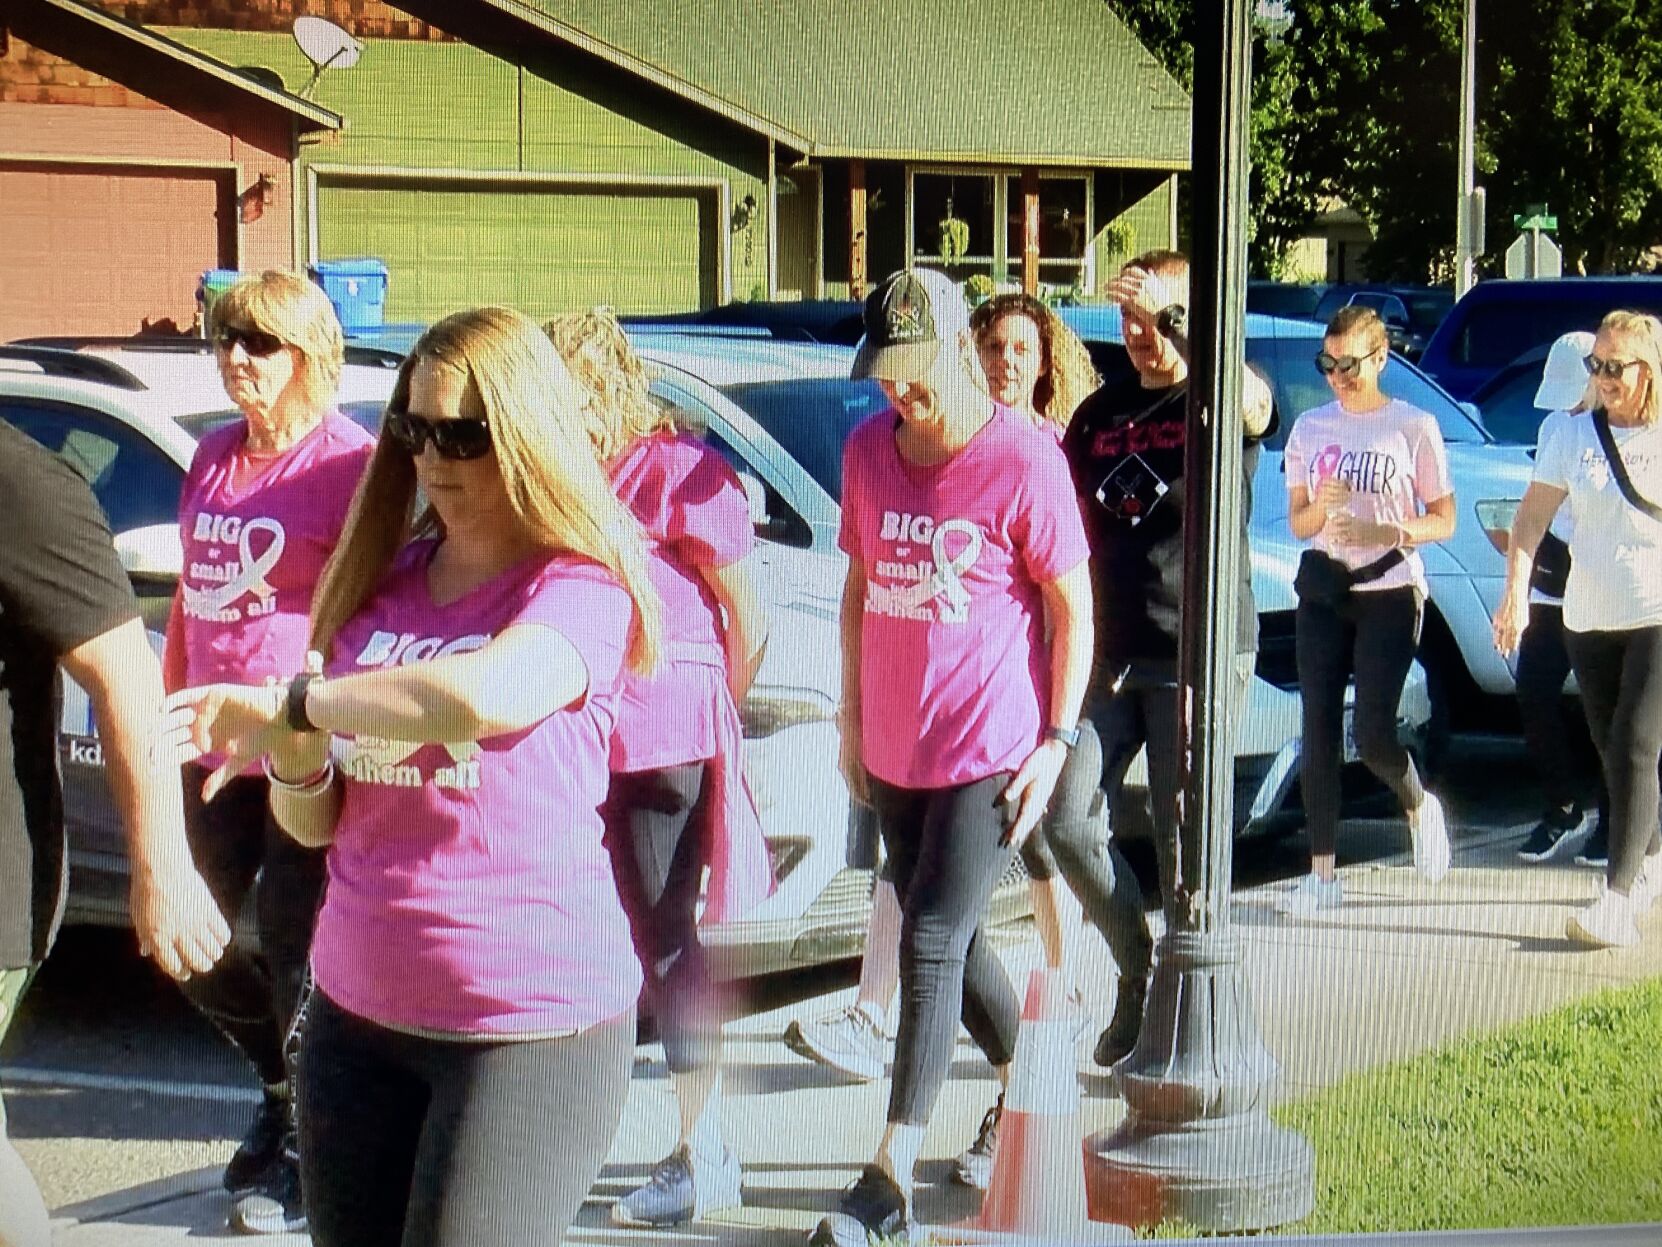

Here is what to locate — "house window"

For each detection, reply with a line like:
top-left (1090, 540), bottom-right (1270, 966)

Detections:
top-left (1006, 175), bottom-right (1089, 290)
top-left (906, 168), bottom-right (1092, 291)
top-left (910, 172), bottom-right (997, 267)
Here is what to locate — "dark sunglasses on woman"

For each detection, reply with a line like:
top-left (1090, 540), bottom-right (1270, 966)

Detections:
top-left (384, 411), bottom-right (495, 460)
top-left (1314, 347), bottom-right (1384, 378)
top-left (213, 325), bottom-right (288, 358)
top-left (1586, 354), bottom-right (1642, 380)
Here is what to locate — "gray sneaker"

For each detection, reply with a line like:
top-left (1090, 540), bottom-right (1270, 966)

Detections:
top-left (950, 1094), bottom-right (1003, 1190)
top-left (612, 1144), bottom-right (742, 1227)
top-left (782, 1004), bottom-right (887, 1083)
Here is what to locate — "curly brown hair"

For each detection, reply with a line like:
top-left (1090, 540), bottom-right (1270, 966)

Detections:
top-left (543, 308), bottom-right (678, 462)
top-left (969, 293), bottom-right (1101, 433)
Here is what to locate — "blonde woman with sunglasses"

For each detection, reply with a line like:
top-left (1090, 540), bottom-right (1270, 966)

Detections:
top-left (1282, 304), bottom-right (1457, 915)
top-left (161, 270), bottom-right (375, 1233)
top-left (545, 309), bottom-right (772, 1229)
top-left (161, 307), bottom-right (662, 1247)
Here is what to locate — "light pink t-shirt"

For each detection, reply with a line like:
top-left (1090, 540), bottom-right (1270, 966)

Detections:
top-left (309, 541), bottom-right (642, 1036)
top-left (839, 406), bottom-right (1090, 789)
top-left (608, 432), bottom-right (753, 772)
top-left (170, 413), bottom-right (374, 687)
top-left (1284, 398), bottom-right (1454, 594)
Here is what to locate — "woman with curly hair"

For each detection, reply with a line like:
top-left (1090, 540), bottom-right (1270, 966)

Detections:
top-left (971, 291), bottom-right (1100, 438)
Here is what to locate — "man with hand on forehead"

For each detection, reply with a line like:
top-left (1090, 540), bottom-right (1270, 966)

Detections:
top-left (1057, 250), bottom-right (1273, 1069)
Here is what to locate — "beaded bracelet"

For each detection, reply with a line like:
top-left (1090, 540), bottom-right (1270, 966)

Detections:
top-left (262, 755), bottom-right (336, 798)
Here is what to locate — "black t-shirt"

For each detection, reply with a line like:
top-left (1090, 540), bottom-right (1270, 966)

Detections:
top-left (0, 422), bottom-right (139, 968)
top-left (1061, 373), bottom-right (1269, 672)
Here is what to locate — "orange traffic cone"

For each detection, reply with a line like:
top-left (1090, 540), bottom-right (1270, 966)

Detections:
top-left (934, 968), bottom-right (1132, 1246)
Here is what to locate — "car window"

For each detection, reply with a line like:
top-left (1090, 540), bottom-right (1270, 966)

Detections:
top-left (1451, 301), bottom-right (1608, 369)
top-left (1474, 368), bottom-right (1549, 446)
top-left (176, 400), bottom-right (387, 442)
top-left (717, 378), bottom-right (889, 501)
top-left (1352, 293), bottom-right (1409, 325)
top-left (1, 398), bottom-right (182, 532)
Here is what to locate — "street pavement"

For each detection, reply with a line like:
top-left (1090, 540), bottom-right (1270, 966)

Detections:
top-left (11, 752), bottom-right (1662, 1245)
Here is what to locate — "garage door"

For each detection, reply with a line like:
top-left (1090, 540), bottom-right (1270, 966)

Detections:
top-left (316, 179), bottom-right (720, 322)
top-left (0, 162), bottom-right (232, 341)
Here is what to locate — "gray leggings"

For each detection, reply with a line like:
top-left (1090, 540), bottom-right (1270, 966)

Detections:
top-left (298, 991), bottom-right (635, 1247)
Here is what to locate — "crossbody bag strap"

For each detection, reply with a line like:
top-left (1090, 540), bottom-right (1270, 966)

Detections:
top-left (1349, 547), bottom-right (1406, 585)
top-left (1593, 408), bottom-right (1662, 523)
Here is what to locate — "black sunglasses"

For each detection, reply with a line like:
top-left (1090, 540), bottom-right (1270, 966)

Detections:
top-left (1315, 347), bottom-right (1384, 377)
top-left (213, 325), bottom-right (288, 358)
top-left (1586, 354), bottom-right (1642, 380)
top-left (383, 411), bottom-right (494, 461)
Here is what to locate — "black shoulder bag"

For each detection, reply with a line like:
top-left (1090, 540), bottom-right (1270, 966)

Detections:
top-left (1294, 546), bottom-right (1406, 609)
top-left (1593, 408), bottom-right (1662, 523)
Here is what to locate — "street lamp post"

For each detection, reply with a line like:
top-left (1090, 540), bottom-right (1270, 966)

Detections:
top-left (1082, 0), bottom-right (1315, 1231)
top-left (1455, 0), bottom-right (1479, 297)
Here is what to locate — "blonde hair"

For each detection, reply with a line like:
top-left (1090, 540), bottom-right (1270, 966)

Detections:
top-left (211, 271), bottom-right (344, 411)
top-left (308, 306), bottom-right (662, 674)
top-left (969, 293), bottom-right (1101, 433)
top-left (1597, 309), bottom-right (1662, 427)
top-left (1325, 304), bottom-right (1390, 355)
top-left (543, 309), bottom-right (678, 462)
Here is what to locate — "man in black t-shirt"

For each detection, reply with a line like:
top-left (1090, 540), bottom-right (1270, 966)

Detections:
top-left (0, 422), bottom-right (228, 1245)
top-left (1058, 250), bottom-right (1273, 1069)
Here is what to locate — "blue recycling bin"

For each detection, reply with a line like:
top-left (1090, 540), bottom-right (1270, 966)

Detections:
top-left (310, 258), bottom-right (389, 333)
top-left (197, 268), bottom-right (244, 334)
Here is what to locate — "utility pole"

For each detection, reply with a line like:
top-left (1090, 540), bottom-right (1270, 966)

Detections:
top-left (1083, 0), bottom-right (1313, 1230)
top-left (1455, 0), bottom-right (1480, 297)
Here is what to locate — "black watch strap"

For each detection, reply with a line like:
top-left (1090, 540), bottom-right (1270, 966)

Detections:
top-left (1044, 724), bottom-right (1081, 750)
top-left (285, 672), bottom-right (321, 733)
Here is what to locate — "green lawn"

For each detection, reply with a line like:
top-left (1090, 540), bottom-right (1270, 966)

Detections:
top-left (1253, 977), bottom-right (1662, 1234)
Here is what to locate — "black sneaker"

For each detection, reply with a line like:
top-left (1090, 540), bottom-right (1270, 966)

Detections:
top-left (1517, 810), bottom-right (1592, 864)
top-left (808, 1165), bottom-right (908, 1247)
top-left (1093, 974), bottom-right (1148, 1069)
top-left (1576, 821), bottom-right (1610, 868)
top-left (229, 1146), bottom-right (306, 1235)
top-left (222, 1090), bottom-right (290, 1196)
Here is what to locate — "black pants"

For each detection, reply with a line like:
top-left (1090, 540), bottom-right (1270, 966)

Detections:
top-left (1296, 587), bottom-right (1426, 857)
top-left (869, 773), bottom-right (1020, 1127)
top-left (179, 765), bottom-right (327, 1086)
top-left (1565, 626), bottom-right (1662, 894)
top-left (299, 991), bottom-right (634, 1247)
top-left (602, 763), bottom-right (722, 1076)
top-left (1517, 602), bottom-right (1607, 823)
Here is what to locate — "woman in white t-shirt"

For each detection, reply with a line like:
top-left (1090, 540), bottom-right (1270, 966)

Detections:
top-left (1496, 310), bottom-right (1662, 948)
top-left (1282, 305), bottom-right (1457, 915)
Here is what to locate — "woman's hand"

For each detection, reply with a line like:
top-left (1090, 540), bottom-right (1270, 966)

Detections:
top-left (1492, 578), bottom-right (1530, 658)
top-left (1314, 477), bottom-right (1352, 514)
top-left (159, 682), bottom-right (286, 801)
top-left (1001, 738), bottom-right (1070, 849)
top-left (1326, 512), bottom-right (1401, 547)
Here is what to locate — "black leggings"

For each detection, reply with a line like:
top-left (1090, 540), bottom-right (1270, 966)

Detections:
top-left (1517, 602), bottom-right (1607, 821)
top-left (298, 991), bottom-right (634, 1247)
top-left (1565, 626), bottom-right (1662, 894)
top-left (1296, 587), bottom-right (1426, 857)
top-left (179, 765), bottom-right (327, 1087)
top-left (869, 773), bottom-right (1020, 1127)
top-left (602, 763), bottom-right (722, 1076)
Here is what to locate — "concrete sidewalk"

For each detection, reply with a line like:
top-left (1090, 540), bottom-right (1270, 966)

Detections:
top-left (46, 825), bottom-right (1662, 1245)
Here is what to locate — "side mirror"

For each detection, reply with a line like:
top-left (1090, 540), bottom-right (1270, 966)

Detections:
top-left (114, 524), bottom-right (183, 578)
top-left (738, 471), bottom-right (769, 530)
top-left (1458, 401), bottom-right (1484, 428)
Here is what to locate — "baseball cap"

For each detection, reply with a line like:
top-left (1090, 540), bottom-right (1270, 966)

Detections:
top-left (850, 267), bottom-right (970, 382)
top-left (1534, 330), bottom-right (1595, 411)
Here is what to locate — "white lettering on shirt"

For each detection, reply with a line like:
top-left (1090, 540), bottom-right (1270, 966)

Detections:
top-left (182, 514), bottom-right (286, 622)
top-left (866, 513), bottom-right (985, 624)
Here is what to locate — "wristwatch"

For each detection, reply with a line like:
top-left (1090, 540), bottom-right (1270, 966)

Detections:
top-left (285, 671), bottom-right (323, 733)
top-left (1155, 303), bottom-right (1189, 341)
top-left (1043, 724), bottom-right (1082, 750)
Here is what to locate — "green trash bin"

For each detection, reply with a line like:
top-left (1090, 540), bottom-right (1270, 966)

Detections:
top-left (197, 268), bottom-right (244, 335)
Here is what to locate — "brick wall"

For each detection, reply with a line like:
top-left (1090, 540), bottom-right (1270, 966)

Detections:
top-left (1, 1), bottom-right (449, 108)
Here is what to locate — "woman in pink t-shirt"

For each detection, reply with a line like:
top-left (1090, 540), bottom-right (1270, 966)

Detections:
top-left (811, 269), bottom-right (1095, 1247)
top-left (162, 307), bottom-right (663, 1247)
top-left (1282, 305), bottom-right (1457, 916)
top-left (160, 270), bottom-right (374, 1232)
top-left (546, 310), bottom-right (771, 1229)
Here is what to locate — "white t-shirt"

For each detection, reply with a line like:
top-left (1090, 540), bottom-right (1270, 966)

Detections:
top-left (1530, 409), bottom-right (1577, 608)
top-left (1285, 398), bottom-right (1454, 594)
top-left (1534, 411), bottom-right (1662, 633)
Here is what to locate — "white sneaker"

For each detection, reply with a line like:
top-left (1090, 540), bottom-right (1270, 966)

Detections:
top-left (1630, 853), bottom-right (1662, 917)
top-left (1277, 873), bottom-right (1343, 916)
top-left (1567, 888), bottom-right (1641, 949)
top-left (782, 1003), bottom-right (887, 1082)
top-left (1408, 792), bottom-right (1452, 883)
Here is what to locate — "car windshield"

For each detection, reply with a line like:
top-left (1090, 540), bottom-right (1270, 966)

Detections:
top-left (717, 377), bottom-right (889, 499)
top-left (175, 400), bottom-right (388, 442)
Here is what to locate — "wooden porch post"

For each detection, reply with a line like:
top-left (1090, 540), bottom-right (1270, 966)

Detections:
top-left (849, 159), bottom-right (868, 300)
top-left (1021, 167), bottom-right (1041, 295)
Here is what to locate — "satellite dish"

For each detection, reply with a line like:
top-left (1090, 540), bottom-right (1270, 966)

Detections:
top-left (292, 16), bottom-right (362, 96)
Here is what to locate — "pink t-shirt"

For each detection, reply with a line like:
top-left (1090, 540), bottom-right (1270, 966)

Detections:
top-left (169, 413), bottom-right (373, 688)
top-left (309, 541), bottom-right (642, 1036)
top-left (1284, 398), bottom-right (1453, 594)
top-left (839, 406), bottom-right (1090, 789)
top-left (608, 432), bottom-right (753, 772)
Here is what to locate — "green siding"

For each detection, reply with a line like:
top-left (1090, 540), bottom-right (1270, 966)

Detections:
top-left (1092, 176), bottom-right (1175, 293)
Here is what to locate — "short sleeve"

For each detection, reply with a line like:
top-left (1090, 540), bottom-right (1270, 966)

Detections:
top-left (0, 430), bottom-right (139, 656)
top-left (1411, 412), bottom-right (1454, 505)
top-left (1013, 435), bottom-right (1091, 583)
top-left (837, 426), bottom-right (869, 559)
top-left (667, 446), bottom-right (753, 569)
top-left (514, 561), bottom-right (633, 708)
top-left (1283, 414), bottom-right (1312, 496)
top-left (1534, 413), bottom-right (1574, 491)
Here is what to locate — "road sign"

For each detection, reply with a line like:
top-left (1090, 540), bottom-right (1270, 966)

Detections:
top-left (1505, 230), bottom-right (1562, 278)
top-left (1513, 213), bottom-right (1558, 232)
